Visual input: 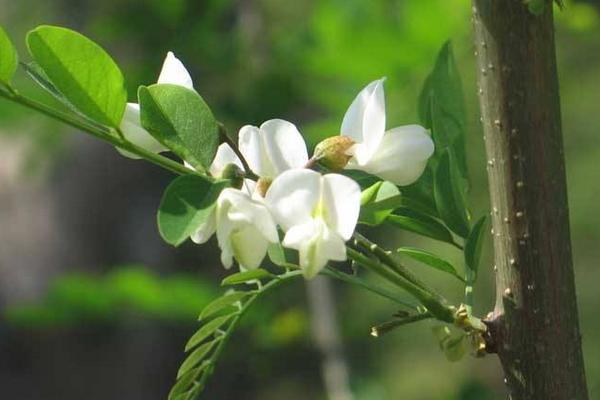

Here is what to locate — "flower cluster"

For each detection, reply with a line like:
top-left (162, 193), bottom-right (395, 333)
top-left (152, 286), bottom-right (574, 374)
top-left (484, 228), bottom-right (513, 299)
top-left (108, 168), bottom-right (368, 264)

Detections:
top-left (121, 53), bottom-right (434, 278)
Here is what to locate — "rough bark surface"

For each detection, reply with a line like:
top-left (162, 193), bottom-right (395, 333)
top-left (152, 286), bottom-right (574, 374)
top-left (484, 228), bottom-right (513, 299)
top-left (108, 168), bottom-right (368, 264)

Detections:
top-left (471, 1), bottom-right (588, 399)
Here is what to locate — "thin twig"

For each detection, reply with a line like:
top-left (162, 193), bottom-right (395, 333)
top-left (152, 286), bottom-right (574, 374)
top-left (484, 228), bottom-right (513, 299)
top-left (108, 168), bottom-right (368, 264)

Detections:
top-left (370, 312), bottom-right (433, 337)
top-left (218, 122), bottom-right (259, 180)
top-left (352, 232), bottom-right (434, 295)
top-left (346, 247), bottom-right (455, 323)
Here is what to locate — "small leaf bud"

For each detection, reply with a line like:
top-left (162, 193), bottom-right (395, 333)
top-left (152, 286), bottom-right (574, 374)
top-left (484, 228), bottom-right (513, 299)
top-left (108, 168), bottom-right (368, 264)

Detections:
top-left (220, 163), bottom-right (245, 189)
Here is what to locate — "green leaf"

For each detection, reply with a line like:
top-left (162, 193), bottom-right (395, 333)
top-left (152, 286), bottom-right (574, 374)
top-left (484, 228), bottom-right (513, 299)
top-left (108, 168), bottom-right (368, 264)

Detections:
top-left (199, 292), bottom-right (248, 321)
top-left (385, 208), bottom-right (456, 246)
top-left (419, 42), bottom-right (466, 133)
top-left (0, 26), bottom-right (18, 84)
top-left (267, 241), bottom-right (295, 268)
top-left (432, 326), bottom-right (466, 362)
top-left (399, 168), bottom-right (439, 217)
top-left (184, 314), bottom-right (233, 352)
top-left (464, 216), bottom-right (488, 282)
top-left (21, 61), bottom-right (109, 130)
top-left (434, 150), bottom-right (470, 238)
top-left (221, 269), bottom-right (274, 286)
top-left (359, 181), bottom-right (401, 225)
top-left (26, 25), bottom-right (127, 127)
top-left (21, 61), bottom-right (66, 101)
top-left (157, 175), bottom-right (228, 246)
top-left (138, 84), bottom-right (219, 170)
top-left (342, 169), bottom-right (379, 190)
top-left (418, 41), bottom-right (468, 181)
top-left (168, 363), bottom-right (209, 400)
top-left (397, 247), bottom-right (464, 283)
top-left (430, 97), bottom-right (468, 181)
top-left (177, 342), bottom-right (216, 378)
top-left (360, 181), bottom-right (382, 205)
top-left (444, 335), bottom-right (467, 362)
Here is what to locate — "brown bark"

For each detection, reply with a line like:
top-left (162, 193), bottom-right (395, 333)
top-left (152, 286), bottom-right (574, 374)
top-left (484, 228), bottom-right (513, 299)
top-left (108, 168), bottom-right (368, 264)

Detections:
top-left (471, 1), bottom-right (588, 399)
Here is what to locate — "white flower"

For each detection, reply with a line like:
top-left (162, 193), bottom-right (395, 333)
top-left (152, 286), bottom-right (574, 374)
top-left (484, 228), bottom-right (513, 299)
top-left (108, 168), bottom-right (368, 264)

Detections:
top-left (266, 169), bottom-right (361, 278)
top-left (191, 186), bottom-right (277, 270)
top-left (189, 117), bottom-right (308, 249)
top-left (341, 78), bottom-right (435, 186)
top-left (118, 52), bottom-right (193, 158)
top-left (215, 188), bottom-right (278, 270)
top-left (238, 119), bottom-right (309, 179)
top-left (189, 118), bottom-right (310, 270)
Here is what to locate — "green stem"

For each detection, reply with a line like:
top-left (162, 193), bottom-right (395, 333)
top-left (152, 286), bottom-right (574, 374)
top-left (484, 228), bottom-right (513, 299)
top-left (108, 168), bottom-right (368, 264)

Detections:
top-left (451, 240), bottom-right (465, 251)
top-left (346, 247), bottom-right (455, 323)
top-left (370, 312), bottom-right (433, 337)
top-left (320, 267), bottom-right (418, 310)
top-left (218, 122), bottom-right (259, 181)
top-left (464, 269), bottom-right (475, 315)
top-left (352, 232), bottom-right (446, 301)
top-left (0, 87), bottom-right (197, 176)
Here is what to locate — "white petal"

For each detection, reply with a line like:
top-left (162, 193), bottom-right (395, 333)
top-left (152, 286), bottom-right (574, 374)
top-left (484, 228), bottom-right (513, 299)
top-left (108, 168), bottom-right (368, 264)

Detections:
top-left (220, 245), bottom-right (234, 269)
top-left (118, 103), bottom-right (166, 158)
top-left (259, 119), bottom-right (308, 175)
top-left (361, 125), bottom-right (434, 186)
top-left (215, 188), bottom-right (278, 269)
top-left (283, 219), bottom-right (346, 279)
top-left (190, 208), bottom-right (216, 244)
top-left (341, 78), bottom-right (386, 165)
top-left (210, 143), bottom-right (243, 177)
top-left (216, 200), bottom-right (235, 269)
top-left (282, 220), bottom-right (317, 249)
top-left (265, 169), bottom-right (321, 231)
top-left (315, 225), bottom-right (347, 264)
top-left (238, 125), bottom-right (276, 177)
top-left (219, 189), bottom-right (278, 243)
top-left (230, 225), bottom-right (270, 270)
top-left (321, 174), bottom-right (361, 240)
top-left (157, 51), bottom-right (194, 90)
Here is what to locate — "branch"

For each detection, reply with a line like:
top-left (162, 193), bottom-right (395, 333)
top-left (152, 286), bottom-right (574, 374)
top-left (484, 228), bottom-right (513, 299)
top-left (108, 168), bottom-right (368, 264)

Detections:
top-left (0, 86), bottom-right (196, 176)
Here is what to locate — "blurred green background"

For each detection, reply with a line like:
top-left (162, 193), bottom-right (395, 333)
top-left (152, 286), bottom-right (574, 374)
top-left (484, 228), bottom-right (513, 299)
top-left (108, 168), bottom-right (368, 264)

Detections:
top-left (0, 0), bottom-right (598, 399)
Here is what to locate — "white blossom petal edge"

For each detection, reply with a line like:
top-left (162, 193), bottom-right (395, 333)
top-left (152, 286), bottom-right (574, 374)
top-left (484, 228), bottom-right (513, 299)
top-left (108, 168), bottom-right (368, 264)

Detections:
top-left (118, 52), bottom-right (194, 159)
top-left (157, 51), bottom-right (194, 90)
top-left (266, 169), bottom-right (361, 278)
top-left (341, 78), bottom-right (434, 186)
top-left (238, 119), bottom-right (309, 179)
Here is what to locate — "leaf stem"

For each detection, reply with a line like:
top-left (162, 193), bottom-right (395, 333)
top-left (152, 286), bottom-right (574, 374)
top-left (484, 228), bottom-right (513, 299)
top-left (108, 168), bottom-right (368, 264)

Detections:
top-left (346, 246), bottom-right (455, 323)
top-left (352, 232), bottom-right (436, 295)
top-left (370, 312), bottom-right (433, 337)
top-left (0, 86), bottom-right (196, 176)
top-left (320, 267), bottom-right (418, 310)
top-left (464, 270), bottom-right (475, 314)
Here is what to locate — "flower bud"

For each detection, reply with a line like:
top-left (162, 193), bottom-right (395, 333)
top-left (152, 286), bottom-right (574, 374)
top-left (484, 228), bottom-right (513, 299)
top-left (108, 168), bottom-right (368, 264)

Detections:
top-left (313, 136), bottom-right (355, 171)
top-left (220, 163), bottom-right (245, 189)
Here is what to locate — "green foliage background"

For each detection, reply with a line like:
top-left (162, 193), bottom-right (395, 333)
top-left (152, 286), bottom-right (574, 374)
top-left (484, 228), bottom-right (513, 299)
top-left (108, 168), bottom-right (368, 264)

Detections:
top-left (0, 0), bottom-right (598, 399)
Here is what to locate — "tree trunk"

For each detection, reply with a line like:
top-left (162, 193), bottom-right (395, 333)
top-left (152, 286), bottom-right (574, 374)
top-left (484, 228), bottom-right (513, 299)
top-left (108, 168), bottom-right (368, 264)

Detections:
top-left (471, 1), bottom-right (589, 399)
